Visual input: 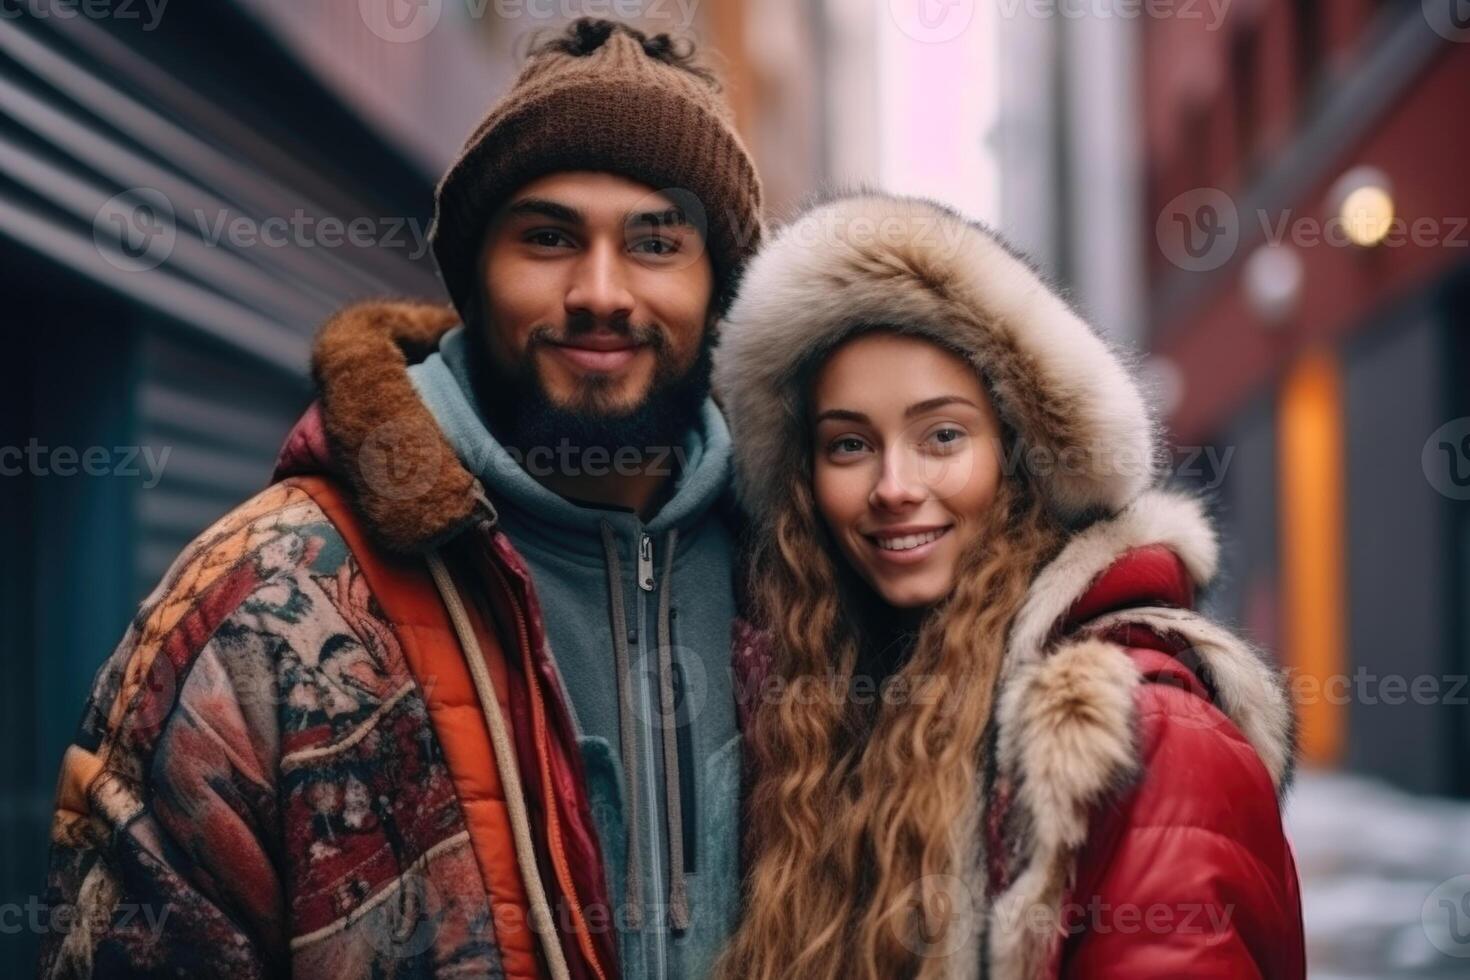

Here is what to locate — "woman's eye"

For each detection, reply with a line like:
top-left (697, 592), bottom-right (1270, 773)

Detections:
top-left (829, 436), bottom-right (868, 456)
top-left (927, 427), bottom-right (966, 450)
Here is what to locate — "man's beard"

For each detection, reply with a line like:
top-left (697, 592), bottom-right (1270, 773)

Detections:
top-left (474, 319), bottom-right (714, 471)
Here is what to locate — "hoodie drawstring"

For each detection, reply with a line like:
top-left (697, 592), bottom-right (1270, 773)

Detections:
top-left (599, 521), bottom-right (689, 933)
top-left (599, 520), bottom-right (644, 930)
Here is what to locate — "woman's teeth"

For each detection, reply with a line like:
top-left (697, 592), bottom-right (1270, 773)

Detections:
top-left (873, 528), bottom-right (949, 551)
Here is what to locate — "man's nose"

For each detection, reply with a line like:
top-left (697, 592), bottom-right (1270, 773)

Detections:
top-left (564, 238), bottom-right (636, 325)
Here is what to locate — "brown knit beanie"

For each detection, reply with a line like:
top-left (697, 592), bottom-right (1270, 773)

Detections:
top-left (428, 18), bottom-right (765, 323)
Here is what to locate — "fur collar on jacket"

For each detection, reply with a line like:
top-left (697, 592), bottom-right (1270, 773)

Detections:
top-left (982, 487), bottom-right (1296, 977)
top-left (275, 299), bottom-right (479, 554)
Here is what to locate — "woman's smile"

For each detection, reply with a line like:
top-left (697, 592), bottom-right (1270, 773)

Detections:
top-left (810, 332), bottom-right (1004, 608)
top-left (863, 524), bottom-right (954, 563)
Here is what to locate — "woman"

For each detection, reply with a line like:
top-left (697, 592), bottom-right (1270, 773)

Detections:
top-left (709, 192), bottom-right (1305, 979)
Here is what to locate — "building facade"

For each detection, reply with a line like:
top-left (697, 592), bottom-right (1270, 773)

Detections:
top-left (1141, 0), bottom-right (1470, 796)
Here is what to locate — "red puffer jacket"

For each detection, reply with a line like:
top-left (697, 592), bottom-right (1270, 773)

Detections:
top-left (1046, 545), bottom-right (1305, 978)
top-left (1059, 642), bottom-right (1304, 977)
top-left (733, 490), bottom-right (1306, 979)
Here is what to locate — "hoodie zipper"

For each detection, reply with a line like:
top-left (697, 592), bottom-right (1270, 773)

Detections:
top-left (634, 529), bottom-right (667, 979)
top-left (637, 533), bottom-right (654, 592)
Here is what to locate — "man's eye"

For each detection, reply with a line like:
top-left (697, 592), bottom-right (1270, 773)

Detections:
top-left (526, 230), bottom-right (571, 248)
top-left (632, 236), bottom-right (679, 256)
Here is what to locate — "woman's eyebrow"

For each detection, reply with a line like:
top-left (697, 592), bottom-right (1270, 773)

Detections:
top-left (814, 395), bottom-right (979, 426)
top-left (904, 395), bottom-right (979, 418)
top-left (813, 408), bottom-right (869, 424)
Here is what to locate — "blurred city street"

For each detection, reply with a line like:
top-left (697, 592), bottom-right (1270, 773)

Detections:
top-left (1287, 770), bottom-right (1470, 977)
top-left (3, 0), bottom-right (1468, 975)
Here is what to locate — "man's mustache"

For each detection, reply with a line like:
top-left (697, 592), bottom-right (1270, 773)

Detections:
top-left (528, 321), bottom-right (668, 351)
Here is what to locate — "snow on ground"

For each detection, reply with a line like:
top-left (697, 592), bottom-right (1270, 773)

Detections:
top-left (1285, 769), bottom-right (1470, 978)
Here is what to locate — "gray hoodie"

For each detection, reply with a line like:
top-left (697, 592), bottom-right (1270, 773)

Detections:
top-left (408, 326), bottom-right (742, 979)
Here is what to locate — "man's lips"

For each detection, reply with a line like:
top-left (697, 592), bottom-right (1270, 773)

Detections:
top-left (544, 336), bottom-right (647, 373)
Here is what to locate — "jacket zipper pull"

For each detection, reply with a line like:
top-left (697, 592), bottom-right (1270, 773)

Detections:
top-left (638, 533), bottom-right (654, 592)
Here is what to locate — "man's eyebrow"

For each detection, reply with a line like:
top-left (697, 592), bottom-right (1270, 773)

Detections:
top-left (503, 198), bottom-right (585, 224)
top-left (501, 199), bottom-right (690, 231)
top-left (625, 205), bottom-right (690, 228)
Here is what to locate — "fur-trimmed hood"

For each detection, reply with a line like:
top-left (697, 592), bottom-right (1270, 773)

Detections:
top-left (711, 190), bottom-right (1158, 527)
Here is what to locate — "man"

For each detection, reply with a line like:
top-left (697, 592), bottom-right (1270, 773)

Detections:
top-left (38, 18), bottom-right (763, 979)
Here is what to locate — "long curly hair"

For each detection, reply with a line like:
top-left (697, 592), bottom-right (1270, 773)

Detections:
top-left (715, 331), bottom-right (1067, 980)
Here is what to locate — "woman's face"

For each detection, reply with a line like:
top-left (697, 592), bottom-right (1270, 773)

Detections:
top-left (810, 332), bottom-right (1004, 609)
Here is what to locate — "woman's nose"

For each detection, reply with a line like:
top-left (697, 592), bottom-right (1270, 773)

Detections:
top-left (869, 450), bottom-right (928, 511)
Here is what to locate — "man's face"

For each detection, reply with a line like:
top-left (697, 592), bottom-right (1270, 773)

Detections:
top-left (475, 171), bottom-right (716, 456)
